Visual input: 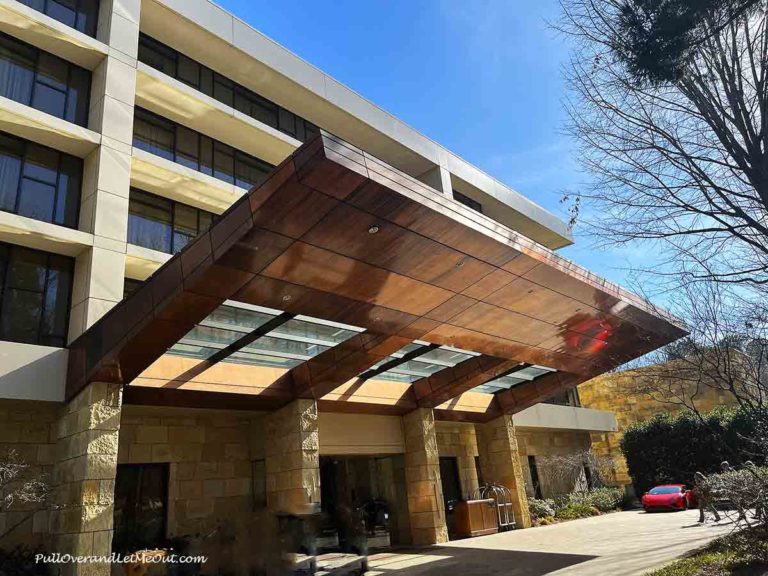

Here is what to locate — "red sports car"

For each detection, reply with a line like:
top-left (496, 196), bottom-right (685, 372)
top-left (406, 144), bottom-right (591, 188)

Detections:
top-left (642, 484), bottom-right (696, 512)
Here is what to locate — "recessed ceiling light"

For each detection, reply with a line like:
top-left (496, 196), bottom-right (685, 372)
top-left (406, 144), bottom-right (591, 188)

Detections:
top-left (368, 225), bottom-right (380, 234)
top-left (282, 295), bottom-right (292, 302)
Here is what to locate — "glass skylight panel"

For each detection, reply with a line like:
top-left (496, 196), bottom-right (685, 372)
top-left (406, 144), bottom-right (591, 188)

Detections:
top-left (471, 364), bottom-right (558, 395)
top-left (373, 371), bottom-right (423, 384)
top-left (417, 347), bottom-right (476, 366)
top-left (200, 305), bottom-right (276, 332)
top-left (273, 317), bottom-right (361, 345)
top-left (242, 335), bottom-right (330, 359)
top-left (227, 351), bottom-right (304, 369)
top-left (181, 325), bottom-right (244, 347)
top-left (514, 365), bottom-right (556, 380)
top-left (390, 343), bottom-right (427, 358)
top-left (168, 342), bottom-right (219, 361)
top-left (165, 303), bottom-right (361, 371)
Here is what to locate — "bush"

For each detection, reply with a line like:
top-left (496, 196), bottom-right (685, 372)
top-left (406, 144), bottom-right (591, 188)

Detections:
top-left (583, 487), bottom-right (623, 512)
top-left (555, 502), bottom-right (600, 520)
top-left (0, 547), bottom-right (48, 576)
top-left (620, 406), bottom-right (768, 496)
top-left (528, 498), bottom-right (556, 519)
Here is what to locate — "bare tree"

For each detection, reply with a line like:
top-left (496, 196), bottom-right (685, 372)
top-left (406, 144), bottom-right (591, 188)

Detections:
top-left (560, 0), bottom-right (768, 289)
top-left (535, 449), bottom-right (616, 498)
top-left (624, 282), bottom-right (767, 417)
top-left (0, 451), bottom-right (49, 543)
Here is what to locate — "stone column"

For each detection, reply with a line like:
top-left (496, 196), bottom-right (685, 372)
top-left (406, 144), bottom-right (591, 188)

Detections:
top-left (457, 424), bottom-right (480, 499)
top-left (69, 0), bottom-right (140, 341)
top-left (264, 399), bottom-right (320, 513)
top-left (50, 382), bottom-right (123, 576)
top-left (475, 415), bottom-right (532, 529)
top-left (402, 408), bottom-right (448, 546)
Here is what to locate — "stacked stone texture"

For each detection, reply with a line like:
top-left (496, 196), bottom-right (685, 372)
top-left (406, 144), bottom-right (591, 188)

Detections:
top-left (51, 382), bottom-right (122, 576)
top-left (402, 408), bottom-right (449, 545)
top-left (264, 399), bottom-right (320, 512)
top-left (476, 414), bottom-right (532, 528)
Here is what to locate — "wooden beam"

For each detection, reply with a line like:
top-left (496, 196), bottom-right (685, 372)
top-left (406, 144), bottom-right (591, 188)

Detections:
top-left (412, 355), bottom-right (522, 408)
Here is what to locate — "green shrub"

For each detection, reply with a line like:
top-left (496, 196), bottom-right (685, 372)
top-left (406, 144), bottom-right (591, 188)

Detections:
top-left (583, 487), bottom-right (623, 512)
top-left (555, 502), bottom-right (600, 520)
top-left (528, 498), bottom-right (556, 519)
top-left (620, 406), bottom-right (768, 496)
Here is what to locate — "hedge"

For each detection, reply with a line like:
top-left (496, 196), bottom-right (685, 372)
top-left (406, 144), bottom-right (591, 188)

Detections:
top-left (620, 406), bottom-right (768, 495)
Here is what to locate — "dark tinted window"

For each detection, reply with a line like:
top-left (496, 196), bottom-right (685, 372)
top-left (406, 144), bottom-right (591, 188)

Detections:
top-left (648, 486), bottom-right (682, 495)
top-left (132, 108), bottom-right (273, 189)
top-left (123, 278), bottom-right (142, 299)
top-left (137, 33), bottom-right (320, 142)
top-left (453, 190), bottom-right (483, 214)
top-left (0, 243), bottom-right (73, 347)
top-left (133, 109), bottom-right (174, 161)
top-left (19, 0), bottom-right (100, 37)
top-left (113, 464), bottom-right (168, 554)
top-left (0, 33), bottom-right (91, 126)
top-left (128, 188), bottom-right (214, 255)
top-left (0, 131), bottom-right (81, 228)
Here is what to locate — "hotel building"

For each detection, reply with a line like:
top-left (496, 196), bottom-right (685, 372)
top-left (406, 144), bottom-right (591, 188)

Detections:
top-left (0, 0), bottom-right (686, 572)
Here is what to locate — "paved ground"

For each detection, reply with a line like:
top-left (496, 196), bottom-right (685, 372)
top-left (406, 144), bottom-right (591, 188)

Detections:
top-left (366, 510), bottom-right (736, 576)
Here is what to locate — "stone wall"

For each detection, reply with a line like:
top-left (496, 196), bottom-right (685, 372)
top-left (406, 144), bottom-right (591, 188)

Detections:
top-left (0, 399), bottom-right (59, 549)
top-left (579, 369), bottom-right (739, 488)
top-left (435, 421), bottom-right (480, 499)
top-left (117, 404), bottom-right (266, 571)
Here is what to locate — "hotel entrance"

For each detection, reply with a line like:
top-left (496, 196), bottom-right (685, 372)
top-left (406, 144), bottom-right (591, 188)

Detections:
top-left (318, 455), bottom-right (411, 552)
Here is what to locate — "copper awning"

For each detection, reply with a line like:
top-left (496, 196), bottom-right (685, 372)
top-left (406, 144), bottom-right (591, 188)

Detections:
top-left (67, 133), bottom-right (686, 421)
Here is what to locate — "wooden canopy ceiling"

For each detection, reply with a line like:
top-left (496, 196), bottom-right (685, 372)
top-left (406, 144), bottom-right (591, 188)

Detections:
top-left (67, 133), bottom-right (687, 421)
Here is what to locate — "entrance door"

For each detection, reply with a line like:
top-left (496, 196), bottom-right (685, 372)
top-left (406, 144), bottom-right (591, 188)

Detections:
top-left (113, 463), bottom-right (169, 553)
top-left (439, 457), bottom-right (462, 506)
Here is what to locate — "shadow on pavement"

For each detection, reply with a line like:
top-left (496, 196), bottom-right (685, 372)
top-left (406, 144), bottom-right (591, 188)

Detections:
top-left (366, 547), bottom-right (596, 576)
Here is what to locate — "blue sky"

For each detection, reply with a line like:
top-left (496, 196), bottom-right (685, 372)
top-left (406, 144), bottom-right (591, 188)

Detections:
top-left (216, 0), bottom-right (644, 289)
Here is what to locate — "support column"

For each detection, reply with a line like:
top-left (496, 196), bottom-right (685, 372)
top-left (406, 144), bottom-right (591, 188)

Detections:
top-left (69, 0), bottom-right (140, 341)
top-left (476, 415), bottom-right (532, 528)
top-left (402, 408), bottom-right (448, 545)
top-left (264, 399), bottom-right (320, 513)
top-left (50, 382), bottom-right (123, 576)
top-left (416, 165), bottom-right (452, 197)
top-left (457, 425), bottom-right (480, 499)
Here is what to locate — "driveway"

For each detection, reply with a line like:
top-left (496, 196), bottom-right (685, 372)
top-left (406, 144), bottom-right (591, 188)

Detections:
top-left (366, 510), bottom-right (735, 576)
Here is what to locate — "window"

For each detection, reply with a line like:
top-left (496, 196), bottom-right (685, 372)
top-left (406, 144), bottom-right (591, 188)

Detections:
top-left (137, 34), bottom-right (321, 143)
top-left (0, 132), bottom-right (81, 228)
top-left (132, 108), bottom-right (273, 189)
top-left (123, 278), bottom-right (142, 299)
top-left (113, 463), bottom-right (169, 554)
top-left (453, 190), bottom-right (483, 213)
top-left (128, 189), bottom-right (214, 255)
top-left (132, 109), bottom-right (174, 161)
top-left (544, 388), bottom-right (581, 407)
top-left (0, 242), bottom-right (73, 347)
top-left (18, 0), bottom-right (100, 38)
top-left (528, 455), bottom-right (543, 499)
top-left (0, 33), bottom-right (91, 126)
